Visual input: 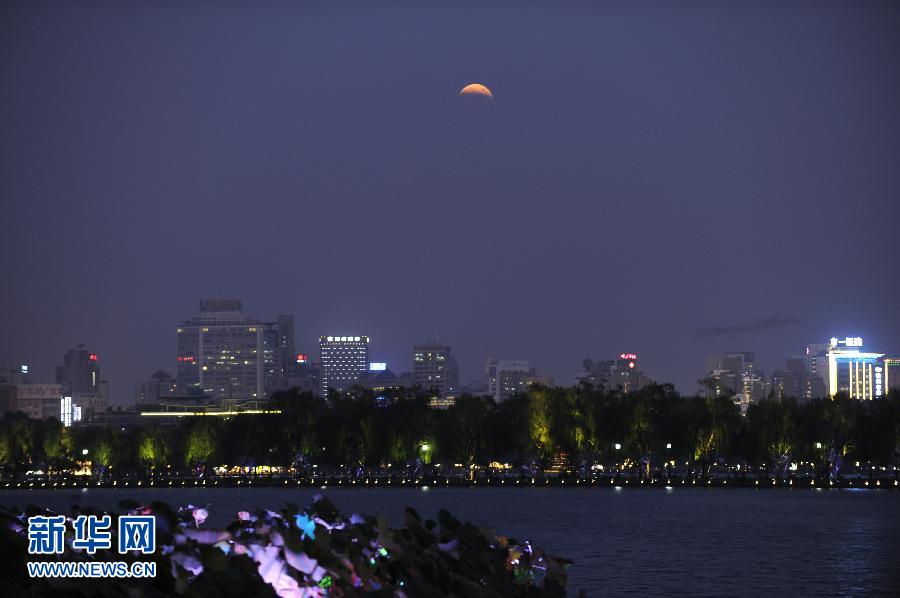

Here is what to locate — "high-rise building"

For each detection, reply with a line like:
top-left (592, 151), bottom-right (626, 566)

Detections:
top-left (577, 354), bottom-right (652, 394)
top-left (606, 353), bottom-right (654, 394)
top-left (703, 351), bottom-right (767, 412)
top-left (486, 359), bottom-right (537, 402)
top-left (884, 357), bottom-right (900, 394)
top-left (771, 356), bottom-right (825, 401)
top-left (282, 353), bottom-right (320, 395)
top-left (261, 326), bottom-right (281, 397)
top-left (319, 335), bottom-right (370, 396)
top-left (56, 346), bottom-right (100, 396)
top-left (413, 342), bottom-right (459, 396)
top-left (135, 370), bottom-right (177, 404)
top-left (824, 336), bottom-right (885, 400)
top-left (176, 300), bottom-right (293, 401)
top-left (55, 346), bottom-right (106, 418)
top-left (277, 314), bottom-right (296, 376)
top-left (805, 343), bottom-right (830, 382)
top-left (261, 316), bottom-right (299, 396)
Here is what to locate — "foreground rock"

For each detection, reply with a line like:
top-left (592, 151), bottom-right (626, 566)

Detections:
top-left (0, 496), bottom-right (569, 597)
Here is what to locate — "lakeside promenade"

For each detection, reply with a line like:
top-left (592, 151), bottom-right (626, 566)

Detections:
top-left (4, 470), bottom-right (898, 490)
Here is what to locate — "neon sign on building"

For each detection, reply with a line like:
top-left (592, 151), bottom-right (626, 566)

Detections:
top-left (830, 337), bottom-right (863, 347)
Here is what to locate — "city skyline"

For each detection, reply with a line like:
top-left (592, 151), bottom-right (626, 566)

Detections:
top-left (2, 297), bottom-right (896, 405)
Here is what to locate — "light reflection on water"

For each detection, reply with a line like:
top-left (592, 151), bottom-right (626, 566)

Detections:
top-left (1, 487), bottom-right (897, 594)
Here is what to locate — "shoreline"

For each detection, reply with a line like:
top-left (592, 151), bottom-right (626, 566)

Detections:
top-left (4, 476), bottom-right (898, 490)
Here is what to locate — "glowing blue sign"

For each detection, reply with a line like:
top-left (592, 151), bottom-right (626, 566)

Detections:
top-left (369, 362), bottom-right (387, 371)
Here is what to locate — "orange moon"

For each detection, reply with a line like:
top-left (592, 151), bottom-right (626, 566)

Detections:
top-left (459, 83), bottom-right (493, 100)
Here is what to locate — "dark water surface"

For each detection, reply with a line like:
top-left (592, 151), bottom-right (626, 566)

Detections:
top-left (1, 486), bottom-right (897, 595)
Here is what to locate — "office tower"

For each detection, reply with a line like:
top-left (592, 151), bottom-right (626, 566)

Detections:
top-left (177, 299), bottom-right (267, 401)
top-left (884, 357), bottom-right (900, 394)
top-left (261, 325), bottom-right (281, 397)
top-left (703, 351), bottom-right (767, 412)
top-left (56, 346), bottom-right (100, 395)
top-left (413, 341), bottom-right (459, 396)
top-left (606, 353), bottom-right (654, 394)
top-left (577, 354), bottom-right (652, 394)
top-left (824, 337), bottom-right (885, 399)
top-left (135, 370), bottom-right (177, 404)
top-left (319, 335), bottom-right (370, 396)
top-left (486, 359), bottom-right (543, 402)
top-left (771, 356), bottom-right (825, 401)
top-left (805, 343), bottom-right (830, 379)
top-left (277, 314), bottom-right (296, 376)
top-left (282, 353), bottom-right (320, 395)
top-left (55, 346), bottom-right (106, 418)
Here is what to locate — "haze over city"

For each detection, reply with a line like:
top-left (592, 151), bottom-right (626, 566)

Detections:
top-left (2, 1), bottom-right (899, 403)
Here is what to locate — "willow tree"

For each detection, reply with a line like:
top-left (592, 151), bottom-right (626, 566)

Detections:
top-left (528, 387), bottom-right (552, 464)
top-left (184, 419), bottom-right (218, 466)
top-left (0, 412), bottom-right (38, 474)
top-left (137, 428), bottom-right (169, 474)
top-left (40, 420), bottom-right (73, 477)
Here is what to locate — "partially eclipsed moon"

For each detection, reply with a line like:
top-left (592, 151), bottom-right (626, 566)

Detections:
top-left (459, 83), bottom-right (493, 100)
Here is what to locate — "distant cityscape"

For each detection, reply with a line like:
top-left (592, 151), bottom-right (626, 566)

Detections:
top-left (0, 298), bottom-right (897, 427)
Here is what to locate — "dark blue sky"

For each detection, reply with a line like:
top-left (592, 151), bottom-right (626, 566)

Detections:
top-left (2, 1), bottom-right (898, 402)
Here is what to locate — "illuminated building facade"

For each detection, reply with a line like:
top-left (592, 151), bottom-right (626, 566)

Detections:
top-left (486, 359), bottom-right (533, 402)
top-left (805, 343), bottom-right (830, 382)
top-left (177, 300), bottom-right (261, 400)
top-left (703, 352), bottom-right (767, 412)
top-left (319, 335), bottom-right (369, 396)
top-left (177, 300), bottom-right (296, 401)
top-left (413, 342), bottom-right (459, 396)
top-left (177, 299), bottom-right (262, 400)
top-left (884, 357), bottom-right (900, 394)
top-left (825, 337), bottom-right (884, 399)
top-left (771, 356), bottom-right (826, 401)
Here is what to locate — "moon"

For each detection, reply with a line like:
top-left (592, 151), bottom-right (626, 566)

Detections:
top-left (459, 83), bottom-right (493, 100)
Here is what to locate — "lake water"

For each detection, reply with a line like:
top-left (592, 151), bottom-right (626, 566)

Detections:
top-left (1, 486), bottom-right (897, 595)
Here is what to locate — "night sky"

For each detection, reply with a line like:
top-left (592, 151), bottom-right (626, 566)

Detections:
top-left (2, 1), bottom-right (899, 403)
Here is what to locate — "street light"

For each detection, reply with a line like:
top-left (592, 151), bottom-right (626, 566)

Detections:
top-left (614, 443), bottom-right (621, 451)
top-left (666, 443), bottom-right (672, 450)
top-left (815, 442), bottom-right (823, 449)
top-left (82, 449), bottom-right (89, 456)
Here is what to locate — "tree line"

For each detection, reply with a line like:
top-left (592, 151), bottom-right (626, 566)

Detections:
top-left (0, 384), bottom-right (897, 477)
